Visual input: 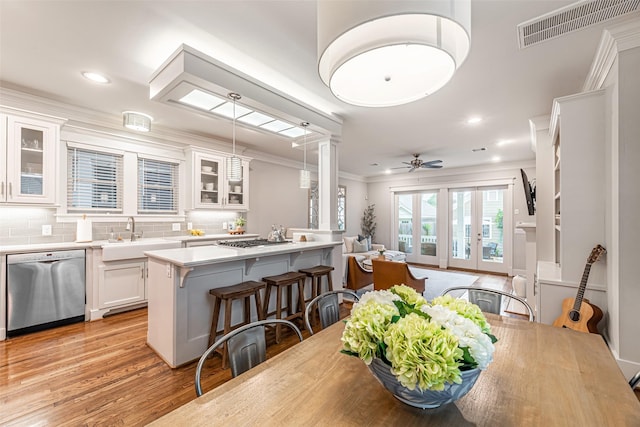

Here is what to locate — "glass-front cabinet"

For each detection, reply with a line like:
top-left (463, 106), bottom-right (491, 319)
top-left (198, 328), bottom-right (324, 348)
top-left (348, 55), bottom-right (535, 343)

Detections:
top-left (1, 113), bottom-right (61, 204)
top-left (190, 149), bottom-right (250, 210)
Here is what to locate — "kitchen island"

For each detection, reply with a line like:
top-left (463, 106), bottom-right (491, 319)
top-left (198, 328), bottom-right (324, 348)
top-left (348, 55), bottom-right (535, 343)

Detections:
top-left (144, 240), bottom-right (342, 368)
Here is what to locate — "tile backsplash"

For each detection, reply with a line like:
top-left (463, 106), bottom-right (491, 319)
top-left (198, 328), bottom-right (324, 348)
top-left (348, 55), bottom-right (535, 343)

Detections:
top-left (0, 207), bottom-right (243, 246)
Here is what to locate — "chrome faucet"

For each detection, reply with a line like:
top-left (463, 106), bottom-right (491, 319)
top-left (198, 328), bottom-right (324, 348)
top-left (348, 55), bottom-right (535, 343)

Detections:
top-left (127, 216), bottom-right (137, 241)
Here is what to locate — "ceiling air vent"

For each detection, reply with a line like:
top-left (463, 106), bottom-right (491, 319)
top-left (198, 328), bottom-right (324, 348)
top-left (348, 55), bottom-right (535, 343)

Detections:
top-left (517, 0), bottom-right (640, 49)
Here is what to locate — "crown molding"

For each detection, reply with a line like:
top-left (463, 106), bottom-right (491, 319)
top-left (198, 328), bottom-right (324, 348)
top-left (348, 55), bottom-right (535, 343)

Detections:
top-left (583, 12), bottom-right (640, 91)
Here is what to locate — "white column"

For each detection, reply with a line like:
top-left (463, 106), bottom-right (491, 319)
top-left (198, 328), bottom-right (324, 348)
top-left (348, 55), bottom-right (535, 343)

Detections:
top-left (318, 136), bottom-right (340, 231)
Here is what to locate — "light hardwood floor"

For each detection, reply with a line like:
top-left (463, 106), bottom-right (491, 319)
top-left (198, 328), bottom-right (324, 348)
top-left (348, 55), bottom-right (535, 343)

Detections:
top-left (0, 272), bottom-right (545, 426)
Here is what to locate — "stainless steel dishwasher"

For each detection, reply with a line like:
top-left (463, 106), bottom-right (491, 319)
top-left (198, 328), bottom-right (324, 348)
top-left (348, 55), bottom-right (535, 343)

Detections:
top-left (7, 249), bottom-right (85, 337)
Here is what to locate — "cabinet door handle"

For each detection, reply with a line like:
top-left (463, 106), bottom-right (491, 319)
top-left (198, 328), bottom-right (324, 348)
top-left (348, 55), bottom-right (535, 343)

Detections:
top-left (8, 182), bottom-right (12, 197)
top-left (141, 268), bottom-right (144, 279)
top-left (1, 181), bottom-right (4, 197)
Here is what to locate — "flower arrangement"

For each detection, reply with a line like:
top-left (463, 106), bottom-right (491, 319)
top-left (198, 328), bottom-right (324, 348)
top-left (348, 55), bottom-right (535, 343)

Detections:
top-left (378, 247), bottom-right (386, 256)
top-left (234, 217), bottom-right (246, 228)
top-left (341, 285), bottom-right (497, 392)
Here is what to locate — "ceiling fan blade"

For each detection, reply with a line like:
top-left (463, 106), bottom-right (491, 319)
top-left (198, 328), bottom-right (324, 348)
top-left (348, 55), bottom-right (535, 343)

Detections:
top-left (390, 166), bottom-right (410, 169)
top-left (401, 161), bottom-right (412, 166)
top-left (421, 160), bottom-right (443, 167)
top-left (424, 164), bottom-right (443, 169)
top-left (408, 166), bottom-right (417, 172)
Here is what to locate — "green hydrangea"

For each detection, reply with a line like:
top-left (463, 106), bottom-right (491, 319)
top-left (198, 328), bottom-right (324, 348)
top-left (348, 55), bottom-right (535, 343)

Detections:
top-left (341, 294), bottom-right (399, 364)
top-left (390, 284), bottom-right (427, 308)
top-left (384, 313), bottom-right (463, 391)
top-left (431, 294), bottom-right (492, 334)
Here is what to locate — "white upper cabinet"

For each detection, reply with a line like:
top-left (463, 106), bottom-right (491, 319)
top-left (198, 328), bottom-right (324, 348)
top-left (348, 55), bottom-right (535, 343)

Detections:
top-left (0, 112), bottom-right (64, 204)
top-left (187, 148), bottom-right (250, 210)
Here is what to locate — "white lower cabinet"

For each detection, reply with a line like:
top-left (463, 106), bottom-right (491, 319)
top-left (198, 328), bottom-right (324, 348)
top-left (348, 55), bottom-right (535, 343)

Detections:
top-left (97, 260), bottom-right (147, 311)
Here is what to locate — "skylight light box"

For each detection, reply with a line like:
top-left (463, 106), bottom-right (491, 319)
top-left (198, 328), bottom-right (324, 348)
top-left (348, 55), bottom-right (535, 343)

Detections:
top-left (149, 44), bottom-right (343, 139)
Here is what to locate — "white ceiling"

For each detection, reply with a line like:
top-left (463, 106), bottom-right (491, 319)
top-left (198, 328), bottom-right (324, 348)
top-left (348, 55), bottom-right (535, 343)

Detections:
top-left (0, 1), bottom-right (628, 177)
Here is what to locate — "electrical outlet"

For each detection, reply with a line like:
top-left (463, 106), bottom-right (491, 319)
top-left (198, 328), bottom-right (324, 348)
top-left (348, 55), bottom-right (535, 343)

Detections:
top-left (222, 222), bottom-right (228, 230)
top-left (166, 263), bottom-right (172, 278)
top-left (42, 224), bottom-right (52, 236)
top-left (172, 223), bottom-right (181, 231)
top-left (187, 222), bottom-right (193, 230)
top-left (514, 209), bottom-right (520, 215)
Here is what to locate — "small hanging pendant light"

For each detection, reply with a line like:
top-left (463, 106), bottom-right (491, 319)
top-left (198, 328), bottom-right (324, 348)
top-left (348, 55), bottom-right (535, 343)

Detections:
top-left (299, 122), bottom-right (311, 189)
top-left (227, 92), bottom-right (243, 182)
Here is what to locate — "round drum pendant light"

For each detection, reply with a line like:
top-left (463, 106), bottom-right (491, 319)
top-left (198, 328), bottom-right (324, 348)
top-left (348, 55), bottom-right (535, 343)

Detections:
top-left (299, 122), bottom-right (311, 189)
top-left (317, 1), bottom-right (471, 107)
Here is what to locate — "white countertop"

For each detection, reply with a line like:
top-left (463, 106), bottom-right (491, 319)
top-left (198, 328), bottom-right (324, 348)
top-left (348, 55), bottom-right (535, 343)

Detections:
top-left (0, 241), bottom-right (98, 254)
top-left (0, 234), bottom-right (261, 255)
top-left (145, 240), bottom-right (342, 268)
top-left (165, 233), bottom-right (259, 242)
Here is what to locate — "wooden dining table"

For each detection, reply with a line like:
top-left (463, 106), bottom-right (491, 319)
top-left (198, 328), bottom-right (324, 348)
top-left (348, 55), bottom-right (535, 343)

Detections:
top-left (149, 315), bottom-right (640, 426)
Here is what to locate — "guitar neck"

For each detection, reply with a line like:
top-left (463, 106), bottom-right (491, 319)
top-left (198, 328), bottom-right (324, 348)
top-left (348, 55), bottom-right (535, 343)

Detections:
top-left (572, 263), bottom-right (592, 312)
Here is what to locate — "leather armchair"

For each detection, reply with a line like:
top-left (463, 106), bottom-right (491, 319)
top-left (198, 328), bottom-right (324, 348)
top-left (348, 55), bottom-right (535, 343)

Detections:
top-left (345, 256), bottom-right (373, 291)
top-left (371, 258), bottom-right (426, 293)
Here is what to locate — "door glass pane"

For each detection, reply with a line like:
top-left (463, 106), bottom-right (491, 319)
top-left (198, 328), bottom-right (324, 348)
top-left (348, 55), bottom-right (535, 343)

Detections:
top-left (398, 194), bottom-right (413, 254)
top-left (420, 193), bottom-right (437, 256)
top-left (451, 190), bottom-right (471, 260)
top-left (481, 189), bottom-right (504, 263)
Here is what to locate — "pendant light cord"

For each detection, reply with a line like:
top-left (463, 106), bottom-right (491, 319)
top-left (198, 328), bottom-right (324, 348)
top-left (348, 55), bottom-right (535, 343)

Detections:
top-left (302, 122), bottom-right (308, 170)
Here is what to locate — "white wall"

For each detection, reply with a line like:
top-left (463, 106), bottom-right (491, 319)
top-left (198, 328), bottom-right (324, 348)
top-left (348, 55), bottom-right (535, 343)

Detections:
top-left (616, 47), bottom-right (640, 371)
top-left (246, 160), bottom-right (310, 238)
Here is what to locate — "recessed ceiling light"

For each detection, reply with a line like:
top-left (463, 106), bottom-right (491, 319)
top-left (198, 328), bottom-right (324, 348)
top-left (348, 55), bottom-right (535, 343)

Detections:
top-left (466, 116), bottom-right (482, 125)
top-left (492, 156), bottom-right (501, 162)
top-left (472, 147), bottom-right (487, 152)
top-left (384, 169), bottom-right (392, 174)
top-left (81, 71), bottom-right (110, 84)
top-left (496, 139), bottom-right (514, 146)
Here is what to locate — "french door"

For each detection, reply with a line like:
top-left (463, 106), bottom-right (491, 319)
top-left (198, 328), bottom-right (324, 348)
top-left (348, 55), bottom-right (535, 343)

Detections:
top-left (448, 187), bottom-right (508, 274)
top-left (396, 191), bottom-right (439, 265)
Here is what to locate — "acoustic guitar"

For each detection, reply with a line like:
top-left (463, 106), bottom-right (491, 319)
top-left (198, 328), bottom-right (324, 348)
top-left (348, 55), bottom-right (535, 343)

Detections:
top-left (552, 245), bottom-right (606, 333)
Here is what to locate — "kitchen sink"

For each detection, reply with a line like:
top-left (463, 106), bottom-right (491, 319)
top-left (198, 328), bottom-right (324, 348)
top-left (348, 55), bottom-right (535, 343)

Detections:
top-left (101, 238), bottom-right (181, 261)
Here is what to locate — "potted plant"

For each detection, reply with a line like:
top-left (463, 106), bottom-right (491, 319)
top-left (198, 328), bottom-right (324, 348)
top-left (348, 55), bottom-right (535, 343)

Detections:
top-left (341, 285), bottom-right (497, 409)
top-left (361, 204), bottom-right (376, 242)
top-left (234, 217), bottom-right (246, 232)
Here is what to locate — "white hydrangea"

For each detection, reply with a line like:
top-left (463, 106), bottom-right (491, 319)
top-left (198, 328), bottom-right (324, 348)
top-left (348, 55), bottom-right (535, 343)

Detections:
top-left (356, 289), bottom-right (401, 308)
top-left (422, 304), bottom-right (495, 370)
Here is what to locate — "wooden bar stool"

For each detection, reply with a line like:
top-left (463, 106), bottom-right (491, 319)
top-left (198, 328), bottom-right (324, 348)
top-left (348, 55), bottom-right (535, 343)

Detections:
top-left (262, 271), bottom-right (307, 343)
top-left (299, 265), bottom-right (335, 301)
top-left (208, 280), bottom-right (265, 368)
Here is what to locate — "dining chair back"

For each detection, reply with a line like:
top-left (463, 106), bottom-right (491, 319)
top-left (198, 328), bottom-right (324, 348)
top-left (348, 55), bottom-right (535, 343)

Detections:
top-left (371, 258), bottom-right (426, 293)
top-left (630, 370), bottom-right (640, 390)
top-left (195, 319), bottom-right (303, 396)
top-left (304, 290), bottom-right (360, 335)
top-left (440, 286), bottom-right (535, 322)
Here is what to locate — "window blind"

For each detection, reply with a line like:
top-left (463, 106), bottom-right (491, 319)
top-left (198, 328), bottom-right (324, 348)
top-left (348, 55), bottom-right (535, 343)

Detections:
top-left (138, 158), bottom-right (179, 214)
top-left (67, 147), bottom-right (123, 212)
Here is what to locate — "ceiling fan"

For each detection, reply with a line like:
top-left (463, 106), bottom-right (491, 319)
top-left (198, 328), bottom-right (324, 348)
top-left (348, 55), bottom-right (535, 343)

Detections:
top-left (393, 154), bottom-right (443, 172)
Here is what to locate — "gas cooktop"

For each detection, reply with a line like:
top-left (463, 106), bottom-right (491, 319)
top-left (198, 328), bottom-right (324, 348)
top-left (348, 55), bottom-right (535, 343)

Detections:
top-left (218, 239), bottom-right (291, 248)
